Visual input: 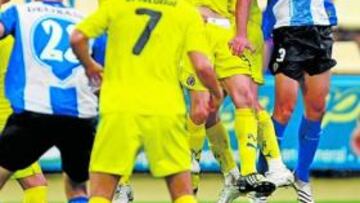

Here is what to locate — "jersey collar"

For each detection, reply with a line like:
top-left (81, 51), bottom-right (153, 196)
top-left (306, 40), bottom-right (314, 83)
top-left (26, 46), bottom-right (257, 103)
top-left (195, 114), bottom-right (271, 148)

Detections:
top-left (42, 0), bottom-right (66, 8)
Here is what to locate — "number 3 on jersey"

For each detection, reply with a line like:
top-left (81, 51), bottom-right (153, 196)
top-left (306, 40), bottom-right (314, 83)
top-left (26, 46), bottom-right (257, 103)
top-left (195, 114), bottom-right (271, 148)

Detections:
top-left (133, 9), bottom-right (162, 55)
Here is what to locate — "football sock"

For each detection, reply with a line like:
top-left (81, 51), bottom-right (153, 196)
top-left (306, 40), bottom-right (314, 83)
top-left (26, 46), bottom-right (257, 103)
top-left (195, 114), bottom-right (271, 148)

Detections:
top-left (188, 117), bottom-right (206, 162)
top-left (296, 116), bottom-right (321, 182)
top-left (89, 197), bottom-right (110, 203)
top-left (272, 117), bottom-right (288, 147)
top-left (174, 195), bottom-right (197, 203)
top-left (257, 110), bottom-right (282, 173)
top-left (206, 121), bottom-right (236, 174)
top-left (68, 196), bottom-right (88, 203)
top-left (235, 108), bottom-right (258, 176)
top-left (23, 186), bottom-right (47, 203)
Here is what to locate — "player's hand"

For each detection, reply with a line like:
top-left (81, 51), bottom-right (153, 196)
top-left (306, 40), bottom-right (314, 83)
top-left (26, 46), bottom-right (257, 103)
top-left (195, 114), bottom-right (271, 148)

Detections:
top-left (85, 61), bottom-right (103, 89)
top-left (209, 89), bottom-right (223, 112)
top-left (229, 35), bottom-right (255, 56)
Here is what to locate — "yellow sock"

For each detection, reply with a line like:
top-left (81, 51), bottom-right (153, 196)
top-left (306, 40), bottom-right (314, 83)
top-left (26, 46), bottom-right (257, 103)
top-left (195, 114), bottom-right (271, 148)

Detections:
top-left (174, 195), bottom-right (197, 203)
top-left (206, 121), bottom-right (236, 174)
top-left (187, 117), bottom-right (206, 161)
top-left (23, 186), bottom-right (47, 203)
top-left (257, 110), bottom-right (282, 161)
top-left (119, 175), bottom-right (131, 185)
top-left (89, 197), bottom-right (111, 203)
top-left (235, 108), bottom-right (258, 176)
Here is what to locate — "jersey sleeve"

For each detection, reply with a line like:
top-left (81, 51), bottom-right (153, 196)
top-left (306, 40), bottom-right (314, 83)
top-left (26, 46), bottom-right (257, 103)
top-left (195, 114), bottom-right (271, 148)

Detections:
top-left (0, 6), bottom-right (18, 38)
top-left (92, 34), bottom-right (107, 66)
top-left (184, 9), bottom-right (210, 55)
top-left (262, 1), bottom-right (276, 40)
top-left (76, 2), bottom-right (110, 38)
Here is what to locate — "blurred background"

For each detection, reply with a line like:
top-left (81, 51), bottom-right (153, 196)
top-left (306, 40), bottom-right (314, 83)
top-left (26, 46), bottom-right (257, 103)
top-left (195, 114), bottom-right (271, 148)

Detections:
top-left (0, 0), bottom-right (359, 202)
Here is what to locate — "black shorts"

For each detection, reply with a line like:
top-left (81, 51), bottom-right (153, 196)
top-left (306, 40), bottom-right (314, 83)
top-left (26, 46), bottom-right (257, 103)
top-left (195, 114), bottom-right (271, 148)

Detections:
top-left (0, 111), bottom-right (97, 182)
top-left (269, 26), bottom-right (337, 81)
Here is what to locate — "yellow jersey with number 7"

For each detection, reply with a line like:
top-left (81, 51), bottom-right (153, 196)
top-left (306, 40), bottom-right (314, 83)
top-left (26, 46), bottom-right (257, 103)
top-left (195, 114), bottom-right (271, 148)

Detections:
top-left (77, 0), bottom-right (209, 115)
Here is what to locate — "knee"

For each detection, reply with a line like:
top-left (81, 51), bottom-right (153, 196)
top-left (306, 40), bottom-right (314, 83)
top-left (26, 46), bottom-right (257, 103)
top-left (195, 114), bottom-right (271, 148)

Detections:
top-left (18, 174), bottom-right (47, 189)
top-left (274, 101), bottom-right (296, 123)
top-left (231, 87), bottom-right (256, 108)
top-left (305, 99), bottom-right (327, 120)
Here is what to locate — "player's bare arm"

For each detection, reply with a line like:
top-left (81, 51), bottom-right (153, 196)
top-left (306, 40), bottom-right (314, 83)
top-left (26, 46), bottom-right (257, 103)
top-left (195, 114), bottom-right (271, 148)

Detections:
top-left (0, 23), bottom-right (5, 39)
top-left (0, 0), bottom-right (10, 8)
top-left (71, 29), bottom-right (103, 86)
top-left (0, 0), bottom-right (10, 37)
top-left (230, 0), bottom-right (255, 56)
top-left (188, 52), bottom-right (223, 111)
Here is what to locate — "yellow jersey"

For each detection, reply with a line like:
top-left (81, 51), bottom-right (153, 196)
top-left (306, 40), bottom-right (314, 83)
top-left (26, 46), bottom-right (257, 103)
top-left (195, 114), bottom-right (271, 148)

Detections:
top-left (77, 0), bottom-right (209, 115)
top-left (0, 37), bottom-right (13, 130)
top-left (189, 0), bottom-right (261, 24)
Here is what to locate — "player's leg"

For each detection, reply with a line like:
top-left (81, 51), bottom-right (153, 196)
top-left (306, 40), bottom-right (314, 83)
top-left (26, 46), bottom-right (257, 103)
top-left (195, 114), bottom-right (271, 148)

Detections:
top-left (89, 173), bottom-right (120, 203)
top-left (205, 111), bottom-right (241, 203)
top-left (272, 73), bottom-right (299, 145)
top-left (88, 113), bottom-right (141, 203)
top-left (166, 171), bottom-right (196, 203)
top-left (188, 90), bottom-right (209, 165)
top-left (250, 83), bottom-right (294, 187)
top-left (206, 111), bottom-right (238, 177)
top-left (294, 70), bottom-right (330, 202)
top-left (0, 112), bottom-right (54, 191)
top-left (57, 117), bottom-right (97, 203)
top-left (15, 163), bottom-right (48, 203)
top-left (221, 75), bottom-right (274, 195)
top-left (214, 20), bottom-right (274, 196)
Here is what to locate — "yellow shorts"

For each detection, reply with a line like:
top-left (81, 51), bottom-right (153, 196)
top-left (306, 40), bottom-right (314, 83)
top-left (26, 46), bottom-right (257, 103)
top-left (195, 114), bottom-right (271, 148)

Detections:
top-left (90, 113), bottom-right (191, 177)
top-left (180, 19), bottom-right (264, 87)
top-left (179, 62), bottom-right (208, 92)
top-left (211, 21), bottom-right (264, 84)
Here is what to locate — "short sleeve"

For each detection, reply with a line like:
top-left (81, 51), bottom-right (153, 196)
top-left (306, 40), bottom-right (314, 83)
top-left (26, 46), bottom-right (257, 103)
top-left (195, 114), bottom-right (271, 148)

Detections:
top-left (92, 34), bottom-right (107, 66)
top-left (0, 6), bottom-right (18, 37)
top-left (76, 2), bottom-right (110, 38)
top-left (184, 9), bottom-right (210, 55)
top-left (262, 2), bottom-right (276, 40)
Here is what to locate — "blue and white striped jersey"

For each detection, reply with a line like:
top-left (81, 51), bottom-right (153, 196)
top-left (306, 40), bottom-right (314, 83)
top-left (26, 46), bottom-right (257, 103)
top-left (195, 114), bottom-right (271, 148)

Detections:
top-left (266, 0), bottom-right (337, 29)
top-left (0, 1), bottom-right (105, 118)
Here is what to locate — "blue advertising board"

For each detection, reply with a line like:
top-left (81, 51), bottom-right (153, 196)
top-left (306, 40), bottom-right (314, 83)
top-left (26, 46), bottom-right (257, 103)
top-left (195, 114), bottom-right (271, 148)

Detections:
top-left (40, 75), bottom-right (360, 172)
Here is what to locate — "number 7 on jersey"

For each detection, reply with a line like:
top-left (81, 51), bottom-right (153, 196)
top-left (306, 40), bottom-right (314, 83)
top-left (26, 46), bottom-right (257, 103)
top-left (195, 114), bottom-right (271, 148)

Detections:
top-left (133, 8), bottom-right (162, 55)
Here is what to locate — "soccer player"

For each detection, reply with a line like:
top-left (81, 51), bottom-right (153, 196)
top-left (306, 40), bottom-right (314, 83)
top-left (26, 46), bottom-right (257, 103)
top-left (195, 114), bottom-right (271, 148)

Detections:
top-left (258, 0), bottom-right (337, 202)
top-left (0, 35), bottom-right (48, 203)
top-left (71, 0), bottom-right (223, 203)
top-left (188, 0), bottom-right (295, 201)
top-left (0, 0), bottom-right (104, 202)
top-left (230, 0), bottom-right (296, 202)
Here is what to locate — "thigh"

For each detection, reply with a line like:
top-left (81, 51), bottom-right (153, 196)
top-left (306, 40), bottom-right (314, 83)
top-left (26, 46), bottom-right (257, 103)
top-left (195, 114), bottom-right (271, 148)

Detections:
top-left (273, 73), bottom-right (299, 122)
top-left (220, 74), bottom-right (255, 108)
top-left (211, 24), bottom-right (253, 80)
top-left (302, 71), bottom-right (331, 118)
top-left (56, 117), bottom-right (97, 183)
top-left (0, 113), bottom-right (53, 172)
top-left (89, 113), bottom-right (141, 177)
top-left (142, 115), bottom-right (191, 177)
